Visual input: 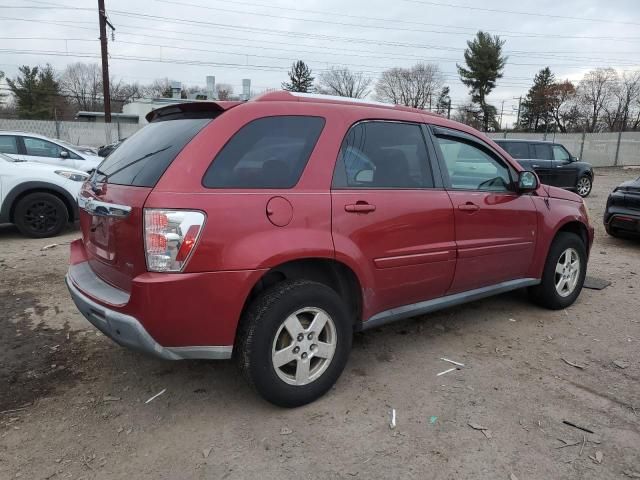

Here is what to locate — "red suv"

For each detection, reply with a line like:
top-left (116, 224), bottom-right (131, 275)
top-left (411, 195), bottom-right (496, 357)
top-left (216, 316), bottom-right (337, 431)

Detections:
top-left (67, 92), bottom-right (593, 407)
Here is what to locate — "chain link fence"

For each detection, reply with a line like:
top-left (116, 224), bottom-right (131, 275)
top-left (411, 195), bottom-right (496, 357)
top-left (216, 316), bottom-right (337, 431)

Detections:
top-left (0, 119), bottom-right (141, 147)
top-left (487, 131), bottom-right (640, 167)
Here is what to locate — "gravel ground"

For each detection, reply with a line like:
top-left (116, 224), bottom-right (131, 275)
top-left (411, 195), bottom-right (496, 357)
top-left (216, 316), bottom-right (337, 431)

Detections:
top-left (1, 167), bottom-right (639, 480)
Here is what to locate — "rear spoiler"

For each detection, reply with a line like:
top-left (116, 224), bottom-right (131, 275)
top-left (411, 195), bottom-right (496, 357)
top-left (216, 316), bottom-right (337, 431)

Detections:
top-left (145, 101), bottom-right (242, 123)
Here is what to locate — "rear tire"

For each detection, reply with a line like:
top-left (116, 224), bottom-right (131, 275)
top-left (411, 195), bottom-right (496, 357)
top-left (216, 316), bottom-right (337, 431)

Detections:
top-left (529, 232), bottom-right (587, 310)
top-left (14, 192), bottom-right (68, 238)
top-left (576, 175), bottom-right (592, 197)
top-left (237, 279), bottom-right (352, 407)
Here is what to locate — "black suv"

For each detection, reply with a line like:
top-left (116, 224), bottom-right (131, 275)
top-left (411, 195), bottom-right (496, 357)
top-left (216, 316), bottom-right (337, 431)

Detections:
top-left (494, 139), bottom-right (594, 197)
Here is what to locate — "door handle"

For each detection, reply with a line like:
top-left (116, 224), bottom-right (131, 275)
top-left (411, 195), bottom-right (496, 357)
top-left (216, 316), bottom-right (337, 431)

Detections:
top-left (345, 202), bottom-right (376, 213)
top-left (458, 202), bottom-right (480, 212)
top-left (532, 164), bottom-right (540, 168)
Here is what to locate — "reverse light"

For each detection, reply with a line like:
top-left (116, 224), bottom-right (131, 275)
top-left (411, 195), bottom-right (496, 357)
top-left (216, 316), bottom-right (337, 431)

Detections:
top-left (144, 209), bottom-right (206, 272)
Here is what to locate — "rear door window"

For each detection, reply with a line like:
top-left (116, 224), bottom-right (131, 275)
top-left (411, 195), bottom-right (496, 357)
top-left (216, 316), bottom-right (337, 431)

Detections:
top-left (498, 141), bottom-right (530, 159)
top-left (532, 143), bottom-right (553, 160)
top-left (95, 118), bottom-right (212, 187)
top-left (0, 135), bottom-right (19, 154)
top-left (202, 116), bottom-right (325, 189)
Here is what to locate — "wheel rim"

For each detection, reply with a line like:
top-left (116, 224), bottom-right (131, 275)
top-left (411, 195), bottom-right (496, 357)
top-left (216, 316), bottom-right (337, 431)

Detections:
top-left (271, 307), bottom-right (337, 386)
top-left (23, 200), bottom-right (59, 234)
top-left (555, 248), bottom-right (581, 297)
top-left (577, 177), bottom-right (591, 196)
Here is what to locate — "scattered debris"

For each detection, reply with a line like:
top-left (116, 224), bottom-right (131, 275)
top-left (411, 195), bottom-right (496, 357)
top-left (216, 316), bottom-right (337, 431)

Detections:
top-left (613, 360), bottom-right (630, 369)
top-left (437, 367), bottom-right (457, 376)
top-left (508, 318), bottom-right (517, 322)
top-left (202, 447), bottom-right (212, 458)
top-left (556, 439), bottom-right (582, 449)
top-left (589, 451), bottom-right (603, 464)
top-left (145, 388), bottom-right (166, 404)
top-left (439, 357), bottom-right (465, 367)
top-left (389, 409), bottom-right (396, 429)
top-left (561, 358), bottom-right (586, 369)
top-left (579, 435), bottom-right (586, 456)
top-left (623, 470), bottom-right (640, 478)
top-left (41, 244), bottom-right (58, 251)
top-left (468, 422), bottom-right (492, 439)
top-left (117, 427), bottom-right (123, 434)
top-left (510, 474), bottom-right (519, 480)
top-left (562, 420), bottom-right (594, 434)
top-left (583, 276), bottom-right (611, 290)
top-left (429, 416), bottom-right (437, 424)
top-left (0, 404), bottom-right (30, 415)
top-left (280, 427), bottom-right (293, 435)
top-left (102, 395), bottom-right (121, 402)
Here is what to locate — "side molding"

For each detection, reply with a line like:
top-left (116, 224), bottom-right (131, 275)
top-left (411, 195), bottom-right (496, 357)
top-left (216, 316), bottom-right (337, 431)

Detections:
top-left (363, 278), bottom-right (540, 330)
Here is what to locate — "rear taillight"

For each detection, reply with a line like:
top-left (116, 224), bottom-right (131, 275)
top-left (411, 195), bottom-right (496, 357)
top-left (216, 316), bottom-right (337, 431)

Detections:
top-left (144, 209), bottom-right (206, 272)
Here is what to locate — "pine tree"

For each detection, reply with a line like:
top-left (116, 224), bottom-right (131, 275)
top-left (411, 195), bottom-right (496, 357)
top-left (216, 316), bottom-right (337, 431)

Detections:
top-left (282, 60), bottom-right (315, 93)
top-left (519, 67), bottom-right (556, 132)
top-left (435, 86), bottom-right (451, 116)
top-left (457, 31), bottom-right (507, 131)
top-left (7, 64), bottom-right (60, 119)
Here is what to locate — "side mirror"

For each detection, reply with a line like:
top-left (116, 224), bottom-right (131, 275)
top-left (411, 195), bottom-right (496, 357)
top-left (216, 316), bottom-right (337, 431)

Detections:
top-left (518, 170), bottom-right (539, 192)
top-left (60, 150), bottom-right (69, 159)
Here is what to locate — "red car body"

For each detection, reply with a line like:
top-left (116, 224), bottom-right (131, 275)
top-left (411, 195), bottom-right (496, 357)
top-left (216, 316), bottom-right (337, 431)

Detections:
top-left (67, 91), bottom-right (594, 361)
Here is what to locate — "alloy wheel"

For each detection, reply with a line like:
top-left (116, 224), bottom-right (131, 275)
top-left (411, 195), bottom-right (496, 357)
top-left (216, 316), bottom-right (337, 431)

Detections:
top-left (555, 247), bottom-right (581, 297)
top-left (577, 177), bottom-right (591, 197)
top-left (23, 200), bottom-right (59, 235)
top-left (271, 307), bottom-right (337, 386)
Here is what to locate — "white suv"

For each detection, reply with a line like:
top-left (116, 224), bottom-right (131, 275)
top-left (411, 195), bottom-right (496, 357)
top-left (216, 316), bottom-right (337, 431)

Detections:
top-left (0, 152), bottom-right (88, 237)
top-left (0, 131), bottom-right (103, 172)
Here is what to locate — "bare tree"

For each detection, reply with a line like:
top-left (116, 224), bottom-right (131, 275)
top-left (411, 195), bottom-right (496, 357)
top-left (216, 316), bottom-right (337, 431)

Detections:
top-left (60, 62), bottom-right (102, 111)
top-left (603, 70), bottom-right (640, 131)
top-left (216, 83), bottom-right (234, 100)
top-left (578, 68), bottom-right (618, 132)
top-left (452, 101), bottom-right (483, 129)
top-left (375, 63), bottom-right (443, 109)
top-left (317, 67), bottom-right (371, 99)
top-left (144, 78), bottom-right (172, 98)
top-left (548, 80), bottom-right (577, 133)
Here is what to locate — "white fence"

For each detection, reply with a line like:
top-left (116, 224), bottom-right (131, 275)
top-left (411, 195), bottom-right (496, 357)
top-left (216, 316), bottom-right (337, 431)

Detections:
top-left (1, 118), bottom-right (639, 166)
top-left (0, 119), bottom-right (141, 147)
top-left (488, 131), bottom-right (640, 167)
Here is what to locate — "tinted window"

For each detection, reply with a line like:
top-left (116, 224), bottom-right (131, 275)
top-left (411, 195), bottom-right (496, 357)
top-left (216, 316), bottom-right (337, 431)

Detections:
top-left (96, 118), bottom-right (212, 187)
top-left (498, 141), bottom-right (529, 159)
top-left (203, 116), bottom-right (325, 189)
top-left (532, 143), bottom-right (553, 160)
top-left (333, 121), bottom-right (433, 189)
top-left (435, 136), bottom-right (512, 191)
top-left (553, 145), bottom-right (570, 162)
top-left (0, 135), bottom-right (18, 154)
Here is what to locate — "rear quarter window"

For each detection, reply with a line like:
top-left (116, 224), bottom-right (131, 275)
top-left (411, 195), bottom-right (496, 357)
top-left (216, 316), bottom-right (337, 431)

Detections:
top-left (497, 141), bottom-right (529, 159)
top-left (202, 116), bottom-right (325, 189)
top-left (95, 117), bottom-right (213, 187)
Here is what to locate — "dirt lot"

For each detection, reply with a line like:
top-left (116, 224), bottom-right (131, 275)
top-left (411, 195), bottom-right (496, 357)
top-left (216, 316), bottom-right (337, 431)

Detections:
top-left (1, 167), bottom-right (639, 480)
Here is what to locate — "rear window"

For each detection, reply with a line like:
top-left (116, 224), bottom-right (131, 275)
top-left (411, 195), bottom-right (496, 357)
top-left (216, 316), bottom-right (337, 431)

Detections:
top-left (95, 118), bottom-right (212, 187)
top-left (498, 141), bottom-right (529, 159)
top-left (202, 116), bottom-right (325, 189)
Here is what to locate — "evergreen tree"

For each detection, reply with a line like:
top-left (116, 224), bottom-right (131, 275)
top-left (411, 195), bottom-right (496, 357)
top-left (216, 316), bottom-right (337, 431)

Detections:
top-left (7, 64), bottom-right (60, 119)
top-left (457, 31), bottom-right (507, 131)
top-left (519, 67), bottom-right (556, 132)
top-left (282, 60), bottom-right (315, 93)
top-left (435, 86), bottom-right (451, 116)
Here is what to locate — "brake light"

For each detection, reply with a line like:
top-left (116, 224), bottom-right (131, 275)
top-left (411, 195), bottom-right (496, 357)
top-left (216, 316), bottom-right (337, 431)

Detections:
top-left (144, 209), bottom-right (206, 272)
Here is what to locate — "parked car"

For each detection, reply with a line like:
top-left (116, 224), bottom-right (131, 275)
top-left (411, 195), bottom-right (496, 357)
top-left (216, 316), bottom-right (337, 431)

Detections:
top-left (97, 139), bottom-right (124, 158)
top-left (0, 131), bottom-right (103, 173)
top-left (604, 175), bottom-right (640, 237)
top-left (0, 152), bottom-right (88, 237)
top-left (59, 140), bottom-right (99, 157)
top-left (494, 139), bottom-right (594, 197)
top-left (66, 92), bottom-right (594, 407)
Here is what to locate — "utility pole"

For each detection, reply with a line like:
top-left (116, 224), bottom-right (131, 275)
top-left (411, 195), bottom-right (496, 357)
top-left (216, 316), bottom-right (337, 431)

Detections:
top-left (514, 95), bottom-right (522, 128)
top-left (447, 99), bottom-right (451, 119)
top-left (98, 0), bottom-right (114, 123)
top-left (499, 100), bottom-right (505, 131)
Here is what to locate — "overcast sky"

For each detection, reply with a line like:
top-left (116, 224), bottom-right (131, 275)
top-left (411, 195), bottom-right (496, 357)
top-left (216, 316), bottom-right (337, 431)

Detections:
top-left (0, 0), bottom-right (639, 126)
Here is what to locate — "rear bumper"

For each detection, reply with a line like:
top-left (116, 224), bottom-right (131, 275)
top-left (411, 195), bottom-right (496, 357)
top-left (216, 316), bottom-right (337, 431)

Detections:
top-left (604, 205), bottom-right (640, 234)
top-left (66, 274), bottom-right (233, 360)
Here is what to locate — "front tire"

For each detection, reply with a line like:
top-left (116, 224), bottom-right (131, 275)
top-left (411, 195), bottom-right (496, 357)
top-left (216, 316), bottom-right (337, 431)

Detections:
top-left (576, 175), bottom-right (592, 197)
top-left (237, 280), bottom-right (352, 407)
top-left (529, 232), bottom-right (587, 309)
top-left (14, 192), bottom-right (68, 238)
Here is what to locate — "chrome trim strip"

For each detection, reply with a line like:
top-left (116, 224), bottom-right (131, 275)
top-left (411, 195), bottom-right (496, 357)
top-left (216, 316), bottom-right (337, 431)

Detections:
top-left (363, 278), bottom-right (540, 330)
top-left (78, 195), bottom-right (132, 218)
top-left (166, 346), bottom-right (233, 360)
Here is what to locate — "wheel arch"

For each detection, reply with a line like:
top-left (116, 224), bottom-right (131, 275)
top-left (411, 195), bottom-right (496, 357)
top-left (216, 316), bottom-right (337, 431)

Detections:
top-left (1, 182), bottom-right (77, 224)
top-left (237, 257), bottom-right (364, 338)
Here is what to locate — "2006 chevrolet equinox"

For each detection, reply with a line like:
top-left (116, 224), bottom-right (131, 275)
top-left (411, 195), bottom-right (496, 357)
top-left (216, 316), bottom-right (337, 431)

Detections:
top-left (67, 91), bottom-right (594, 407)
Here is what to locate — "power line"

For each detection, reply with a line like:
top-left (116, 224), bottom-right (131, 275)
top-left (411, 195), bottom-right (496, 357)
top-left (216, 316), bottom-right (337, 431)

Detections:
top-left (397, 0), bottom-right (640, 26)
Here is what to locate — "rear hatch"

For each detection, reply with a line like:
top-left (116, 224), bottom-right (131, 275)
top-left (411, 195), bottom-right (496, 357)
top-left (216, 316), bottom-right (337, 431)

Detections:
top-left (79, 103), bottom-right (233, 291)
